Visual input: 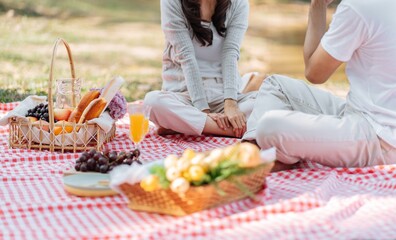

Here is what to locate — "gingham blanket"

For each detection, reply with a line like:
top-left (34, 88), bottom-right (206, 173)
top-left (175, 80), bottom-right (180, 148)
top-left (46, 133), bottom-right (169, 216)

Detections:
top-left (1, 102), bottom-right (396, 239)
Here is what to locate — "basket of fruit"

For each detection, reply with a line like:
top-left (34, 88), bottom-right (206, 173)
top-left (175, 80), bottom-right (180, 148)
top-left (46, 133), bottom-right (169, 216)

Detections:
top-left (115, 143), bottom-right (275, 216)
top-left (8, 38), bottom-right (121, 152)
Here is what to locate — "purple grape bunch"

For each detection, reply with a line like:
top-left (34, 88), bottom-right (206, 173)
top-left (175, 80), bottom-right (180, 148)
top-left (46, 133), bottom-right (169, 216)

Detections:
top-left (25, 103), bottom-right (50, 122)
top-left (74, 149), bottom-right (141, 174)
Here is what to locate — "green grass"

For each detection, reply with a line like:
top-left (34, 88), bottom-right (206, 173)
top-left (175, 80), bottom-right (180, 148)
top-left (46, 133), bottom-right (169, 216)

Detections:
top-left (0, 0), bottom-right (348, 103)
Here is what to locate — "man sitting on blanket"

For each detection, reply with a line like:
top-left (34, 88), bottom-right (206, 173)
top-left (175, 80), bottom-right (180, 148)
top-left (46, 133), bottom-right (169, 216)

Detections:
top-left (243, 0), bottom-right (396, 169)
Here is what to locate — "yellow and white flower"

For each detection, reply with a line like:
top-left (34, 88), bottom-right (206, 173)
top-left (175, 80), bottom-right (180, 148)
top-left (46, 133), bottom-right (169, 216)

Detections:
top-left (170, 177), bottom-right (190, 193)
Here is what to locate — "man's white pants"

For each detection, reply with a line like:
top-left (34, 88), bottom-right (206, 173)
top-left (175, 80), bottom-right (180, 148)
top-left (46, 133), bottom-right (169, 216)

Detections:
top-left (243, 74), bottom-right (396, 167)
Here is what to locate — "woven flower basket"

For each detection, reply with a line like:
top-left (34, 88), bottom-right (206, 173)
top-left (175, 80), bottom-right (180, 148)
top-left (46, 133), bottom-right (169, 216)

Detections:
top-left (119, 162), bottom-right (274, 216)
top-left (8, 38), bottom-right (115, 153)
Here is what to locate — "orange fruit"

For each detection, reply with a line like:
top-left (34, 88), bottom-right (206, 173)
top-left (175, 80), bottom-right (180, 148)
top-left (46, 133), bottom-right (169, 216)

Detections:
top-left (54, 120), bottom-right (74, 135)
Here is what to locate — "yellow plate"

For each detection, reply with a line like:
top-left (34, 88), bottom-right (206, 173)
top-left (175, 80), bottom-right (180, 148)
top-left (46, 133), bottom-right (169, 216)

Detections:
top-left (63, 172), bottom-right (118, 197)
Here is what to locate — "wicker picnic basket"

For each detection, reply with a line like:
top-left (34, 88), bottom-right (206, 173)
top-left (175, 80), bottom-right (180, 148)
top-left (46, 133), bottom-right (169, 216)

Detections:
top-left (8, 38), bottom-right (116, 153)
top-left (119, 162), bottom-right (273, 216)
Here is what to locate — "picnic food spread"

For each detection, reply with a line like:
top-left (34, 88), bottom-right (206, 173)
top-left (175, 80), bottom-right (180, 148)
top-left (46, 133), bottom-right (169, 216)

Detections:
top-left (2, 35), bottom-right (396, 237)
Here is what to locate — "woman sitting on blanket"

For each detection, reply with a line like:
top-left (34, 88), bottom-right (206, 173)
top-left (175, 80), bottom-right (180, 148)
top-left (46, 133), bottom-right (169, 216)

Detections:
top-left (243, 0), bottom-right (396, 169)
top-left (144, 0), bottom-right (257, 138)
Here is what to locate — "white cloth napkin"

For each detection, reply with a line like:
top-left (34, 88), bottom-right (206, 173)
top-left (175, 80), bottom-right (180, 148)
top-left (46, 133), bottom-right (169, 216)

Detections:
top-left (0, 95), bottom-right (47, 126)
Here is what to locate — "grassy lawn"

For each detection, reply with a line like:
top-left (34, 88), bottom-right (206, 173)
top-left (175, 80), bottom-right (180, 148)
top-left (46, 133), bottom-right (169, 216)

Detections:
top-left (0, 0), bottom-right (348, 103)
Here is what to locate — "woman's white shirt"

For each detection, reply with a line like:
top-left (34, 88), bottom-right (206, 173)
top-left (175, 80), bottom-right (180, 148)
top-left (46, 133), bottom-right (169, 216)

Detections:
top-left (193, 22), bottom-right (224, 78)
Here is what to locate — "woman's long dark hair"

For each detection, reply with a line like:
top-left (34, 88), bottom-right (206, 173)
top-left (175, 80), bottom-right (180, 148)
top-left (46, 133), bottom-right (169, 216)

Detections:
top-left (181, 0), bottom-right (231, 46)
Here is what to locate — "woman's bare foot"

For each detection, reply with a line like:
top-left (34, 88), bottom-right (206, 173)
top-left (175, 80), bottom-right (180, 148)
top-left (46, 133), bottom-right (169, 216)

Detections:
top-left (156, 127), bottom-right (180, 136)
top-left (270, 161), bottom-right (299, 172)
top-left (242, 73), bottom-right (267, 93)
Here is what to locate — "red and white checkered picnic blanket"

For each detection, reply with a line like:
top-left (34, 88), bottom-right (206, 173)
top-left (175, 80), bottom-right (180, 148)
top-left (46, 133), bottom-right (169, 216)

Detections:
top-left (1, 102), bottom-right (396, 239)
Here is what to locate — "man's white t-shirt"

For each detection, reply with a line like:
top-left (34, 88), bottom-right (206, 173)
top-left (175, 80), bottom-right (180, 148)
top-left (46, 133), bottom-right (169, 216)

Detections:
top-left (321, 0), bottom-right (396, 147)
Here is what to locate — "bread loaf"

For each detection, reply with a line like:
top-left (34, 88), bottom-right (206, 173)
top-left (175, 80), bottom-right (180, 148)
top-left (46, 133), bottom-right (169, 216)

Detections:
top-left (68, 90), bottom-right (101, 123)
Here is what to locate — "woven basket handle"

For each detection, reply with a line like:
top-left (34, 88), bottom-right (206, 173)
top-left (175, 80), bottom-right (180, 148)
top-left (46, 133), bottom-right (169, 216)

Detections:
top-left (48, 38), bottom-right (76, 151)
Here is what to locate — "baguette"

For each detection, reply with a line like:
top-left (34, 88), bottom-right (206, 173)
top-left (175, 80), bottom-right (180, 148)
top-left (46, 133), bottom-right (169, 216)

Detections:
top-left (77, 97), bottom-right (107, 125)
top-left (68, 90), bottom-right (101, 123)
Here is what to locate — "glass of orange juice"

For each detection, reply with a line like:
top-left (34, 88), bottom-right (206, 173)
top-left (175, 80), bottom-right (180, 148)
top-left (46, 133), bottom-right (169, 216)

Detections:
top-left (127, 103), bottom-right (151, 149)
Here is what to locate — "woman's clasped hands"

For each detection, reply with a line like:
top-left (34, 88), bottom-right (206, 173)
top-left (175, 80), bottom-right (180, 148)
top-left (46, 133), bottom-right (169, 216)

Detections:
top-left (205, 99), bottom-right (247, 138)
